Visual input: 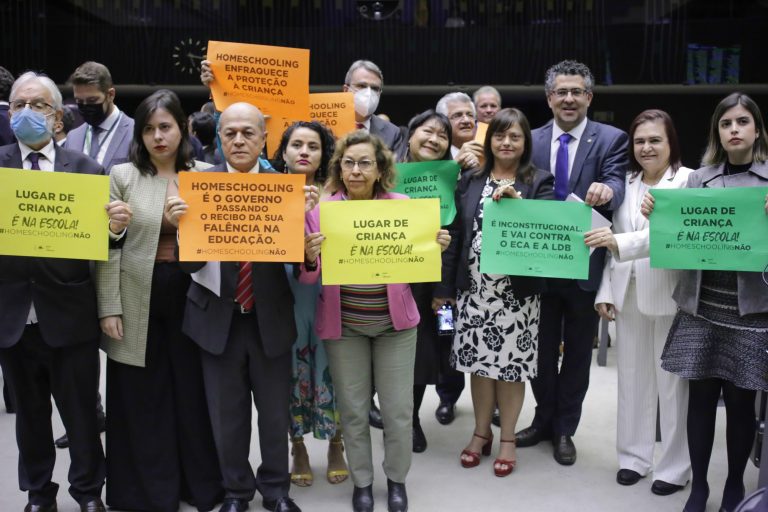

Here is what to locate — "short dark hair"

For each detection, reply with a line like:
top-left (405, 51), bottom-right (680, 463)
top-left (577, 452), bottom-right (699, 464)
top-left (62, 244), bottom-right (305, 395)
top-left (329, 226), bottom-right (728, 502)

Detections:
top-left (398, 109), bottom-right (452, 162)
top-left (702, 92), bottom-right (768, 166)
top-left (477, 107), bottom-right (536, 185)
top-left (0, 66), bottom-right (14, 102)
top-left (61, 105), bottom-right (77, 134)
top-left (628, 109), bottom-right (682, 178)
top-left (130, 89), bottom-right (194, 176)
top-left (69, 61), bottom-right (113, 93)
top-left (544, 60), bottom-right (594, 95)
top-left (271, 121), bottom-right (336, 185)
top-left (189, 111), bottom-right (217, 146)
top-left (326, 130), bottom-right (396, 196)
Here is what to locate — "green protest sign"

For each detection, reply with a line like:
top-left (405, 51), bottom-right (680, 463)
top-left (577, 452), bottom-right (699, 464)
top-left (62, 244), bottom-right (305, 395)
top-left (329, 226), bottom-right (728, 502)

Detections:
top-left (393, 160), bottom-right (460, 226)
top-left (480, 198), bottom-right (591, 279)
top-left (650, 187), bottom-right (768, 271)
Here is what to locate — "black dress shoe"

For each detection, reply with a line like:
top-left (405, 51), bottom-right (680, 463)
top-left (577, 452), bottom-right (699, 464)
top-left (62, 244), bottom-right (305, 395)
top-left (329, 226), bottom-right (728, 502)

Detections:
top-left (651, 480), bottom-right (685, 496)
top-left (616, 469), bottom-right (643, 486)
top-left (219, 498), bottom-right (248, 512)
top-left (352, 485), bottom-right (374, 512)
top-left (387, 479), bottom-right (408, 512)
top-left (412, 421), bottom-right (427, 453)
top-left (263, 496), bottom-right (301, 512)
top-left (369, 399), bottom-right (384, 429)
top-left (553, 435), bottom-right (576, 465)
top-left (80, 498), bottom-right (106, 512)
top-left (491, 408), bottom-right (500, 427)
top-left (435, 402), bottom-right (455, 425)
top-left (515, 425), bottom-right (548, 448)
top-left (24, 503), bottom-right (57, 512)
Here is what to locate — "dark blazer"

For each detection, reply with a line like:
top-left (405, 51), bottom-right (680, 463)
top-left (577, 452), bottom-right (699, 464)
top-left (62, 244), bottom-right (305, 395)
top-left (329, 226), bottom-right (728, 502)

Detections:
top-left (370, 114), bottom-right (406, 155)
top-left (65, 111), bottom-right (134, 173)
top-left (0, 104), bottom-right (14, 146)
top-left (531, 118), bottom-right (629, 291)
top-left (0, 143), bottom-right (105, 348)
top-left (673, 160), bottom-right (768, 316)
top-left (437, 167), bottom-right (556, 299)
top-left (180, 163), bottom-right (297, 358)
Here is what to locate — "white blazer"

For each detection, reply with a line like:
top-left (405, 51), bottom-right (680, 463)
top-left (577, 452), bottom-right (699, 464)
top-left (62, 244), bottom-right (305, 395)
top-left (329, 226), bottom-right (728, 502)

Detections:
top-left (595, 166), bottom-right (694, 315)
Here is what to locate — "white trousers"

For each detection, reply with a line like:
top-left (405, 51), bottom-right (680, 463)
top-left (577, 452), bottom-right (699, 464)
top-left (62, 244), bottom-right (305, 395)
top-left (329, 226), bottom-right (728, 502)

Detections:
top-left (615, 280), bottom-right (691, 485)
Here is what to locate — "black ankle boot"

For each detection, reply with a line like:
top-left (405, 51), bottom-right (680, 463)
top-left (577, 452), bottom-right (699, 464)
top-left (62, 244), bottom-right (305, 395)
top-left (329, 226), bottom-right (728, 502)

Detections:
top-left (352, 485), bottom-right (373, 512)
top-left (387, 479), bottom-right (408, 512)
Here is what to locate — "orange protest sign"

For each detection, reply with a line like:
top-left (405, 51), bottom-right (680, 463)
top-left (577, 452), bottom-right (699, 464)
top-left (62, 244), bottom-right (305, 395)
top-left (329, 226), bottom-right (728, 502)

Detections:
top-left (207, 40), bottom-right (310, 121)
top-left (178, 172), bottom-right (306, 262)
top-left (474, 121), bottom-right (489, 143)
top-left (263, 92), bottom-right (356, 155)
top-left (309, 92), bottom-right (357, 138)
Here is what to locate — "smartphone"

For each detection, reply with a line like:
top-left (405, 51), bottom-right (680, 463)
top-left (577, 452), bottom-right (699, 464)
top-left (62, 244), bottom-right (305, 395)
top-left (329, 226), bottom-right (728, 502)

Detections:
top-left (437, 304), bottom-right (455, 336)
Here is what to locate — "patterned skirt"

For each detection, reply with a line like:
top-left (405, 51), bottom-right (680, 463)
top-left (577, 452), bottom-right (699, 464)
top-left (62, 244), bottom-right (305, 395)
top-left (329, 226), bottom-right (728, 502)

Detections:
top-left (661, 271), bottom-right (768, 391)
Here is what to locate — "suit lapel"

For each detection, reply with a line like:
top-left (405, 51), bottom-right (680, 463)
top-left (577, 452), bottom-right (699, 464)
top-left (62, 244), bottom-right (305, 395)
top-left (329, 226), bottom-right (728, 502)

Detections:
top-left (533, 123), bottom-right (553, 171)
top-left (53, 145), bottom-right (72, 172)
top-left (0, 144), bottom-right (24, 169)
top-left (464, 176), bottom-right (486, 227)
top-left (101, 117), bottom-right (129, 169)
top-left (625, 176), bottom-right (642, 231)
top-left (569, 120), bottom-right (597, 192)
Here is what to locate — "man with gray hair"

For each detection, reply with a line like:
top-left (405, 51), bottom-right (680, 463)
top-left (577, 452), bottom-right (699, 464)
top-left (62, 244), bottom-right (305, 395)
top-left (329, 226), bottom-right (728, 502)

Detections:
top-left (436, 91), bottom-right (484, 171)
top-left (343, 59), bottom-right (404, 153)
top-left (473, 85), bottom-right (501, 123)
top-left (0, 71), bottom-right (133, 512)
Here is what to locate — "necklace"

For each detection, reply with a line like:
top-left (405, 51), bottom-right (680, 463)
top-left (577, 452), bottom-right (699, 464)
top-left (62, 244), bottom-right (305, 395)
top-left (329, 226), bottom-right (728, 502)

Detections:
top-left (490, 171), bottom-right (516, 187)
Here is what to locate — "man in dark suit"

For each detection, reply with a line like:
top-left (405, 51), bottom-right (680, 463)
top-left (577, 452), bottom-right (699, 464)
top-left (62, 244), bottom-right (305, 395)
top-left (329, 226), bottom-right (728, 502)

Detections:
top-left (167, 102), bottom-right (302, 512)
top-left (0, 66), bottom-right (15, 146)
top-left (343, 59), bottom-right (404, 154)
top-left (0, 72), bottom-right (132, 512)
top-left (64, 62), bottom-right (134, 173)
top-left (515, 60), bottom-right (628, 465)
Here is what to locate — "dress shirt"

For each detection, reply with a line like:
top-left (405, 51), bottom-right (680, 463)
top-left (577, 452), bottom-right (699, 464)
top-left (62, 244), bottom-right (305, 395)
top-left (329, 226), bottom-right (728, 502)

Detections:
top-left (549, 116), bottom-right (588, 178)
top-left (85, 106), bottom-right (122, 165)
top-left (20, 139), bottom-right (57, 323)
top-left (225, 161), bottom-right (260, 174)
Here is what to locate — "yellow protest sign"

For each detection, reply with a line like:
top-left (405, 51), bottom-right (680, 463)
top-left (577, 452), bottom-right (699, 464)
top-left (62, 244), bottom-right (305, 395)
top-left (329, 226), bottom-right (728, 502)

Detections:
top-left (319, 198), bottom-right (441, 285)
top-left (0, 168), bottom-right (109, 260)
top-left (207, 40), bottom-right (310, 120)
top-left (178, 171), bottom-right (305, 262)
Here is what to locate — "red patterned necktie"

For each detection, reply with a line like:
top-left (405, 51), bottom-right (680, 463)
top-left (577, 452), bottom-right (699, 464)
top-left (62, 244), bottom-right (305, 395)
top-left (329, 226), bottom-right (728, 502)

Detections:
top-left (235, 262), bottom-right (254, 312)
top-left (355, 122), bottom-right (365, 130)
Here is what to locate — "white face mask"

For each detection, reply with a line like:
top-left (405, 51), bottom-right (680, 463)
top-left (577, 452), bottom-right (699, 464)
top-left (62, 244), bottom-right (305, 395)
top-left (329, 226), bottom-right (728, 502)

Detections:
top-left (353, 87), bottom-right (380, 118)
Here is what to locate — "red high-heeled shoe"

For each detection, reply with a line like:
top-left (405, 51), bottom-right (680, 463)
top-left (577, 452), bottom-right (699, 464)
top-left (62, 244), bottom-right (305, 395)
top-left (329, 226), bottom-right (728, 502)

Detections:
top-left (494, 438), bottom-right (517, 477)
top-left (460, 432), bottom-right (493, 468)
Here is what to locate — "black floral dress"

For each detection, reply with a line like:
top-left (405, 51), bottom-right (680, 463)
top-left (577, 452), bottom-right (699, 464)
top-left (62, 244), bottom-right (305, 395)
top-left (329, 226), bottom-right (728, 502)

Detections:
top-left (450, 179), bottom-right (540, 382)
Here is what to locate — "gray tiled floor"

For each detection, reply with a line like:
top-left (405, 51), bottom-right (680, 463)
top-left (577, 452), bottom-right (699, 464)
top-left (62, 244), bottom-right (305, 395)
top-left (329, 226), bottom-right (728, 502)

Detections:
top-left (0, 344), bottom-right (760, 512)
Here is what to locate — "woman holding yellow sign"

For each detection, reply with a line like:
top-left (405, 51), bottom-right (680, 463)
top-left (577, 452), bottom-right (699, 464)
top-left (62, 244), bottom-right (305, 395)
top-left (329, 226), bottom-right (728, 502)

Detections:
top-left (302, 130), bottom-right (450, 512)
top-left (95, 90), bottom-right (223, 512)
top-left (643, 93), bottom-right (768, 512)
top-left (436, 108), bottom-right (554, 477)
top-left (271, 121), bottom-right (350, 487)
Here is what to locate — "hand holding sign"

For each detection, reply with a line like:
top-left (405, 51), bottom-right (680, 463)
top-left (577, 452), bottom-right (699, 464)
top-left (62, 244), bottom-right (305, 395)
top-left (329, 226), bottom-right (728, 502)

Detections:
top-left (304, 232), bottom-right (324, 264)
top-left (436, 228), bottom-right (451, 252)
top-left (584, 226), bottom-right (618, 254)
top-left (165, 196), bottom-right (188, 228)
top-left (107, 200), bottom-right (132, 234)
top-left (584, 182), bottom-right (614, 207)
top-left (640, 191), bottom-right (655, 218)
top-left (456, 141), bottom-right (484, 170)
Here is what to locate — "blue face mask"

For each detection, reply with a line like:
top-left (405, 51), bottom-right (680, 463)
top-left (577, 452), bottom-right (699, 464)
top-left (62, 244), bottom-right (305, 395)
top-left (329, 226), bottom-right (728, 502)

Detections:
top-left (11, 107), bottom-right (52, 146)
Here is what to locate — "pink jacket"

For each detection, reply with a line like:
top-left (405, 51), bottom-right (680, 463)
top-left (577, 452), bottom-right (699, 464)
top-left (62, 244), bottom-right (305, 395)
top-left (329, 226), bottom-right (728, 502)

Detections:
top-left (300, 191), bottom-right (420, 340)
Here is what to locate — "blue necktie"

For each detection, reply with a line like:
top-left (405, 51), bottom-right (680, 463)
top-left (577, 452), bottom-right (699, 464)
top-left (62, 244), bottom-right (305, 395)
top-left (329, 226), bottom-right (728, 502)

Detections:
top-left (28, 152), bottom-right (41, 170)
top-left (554, 133), bottom-right (572, 200)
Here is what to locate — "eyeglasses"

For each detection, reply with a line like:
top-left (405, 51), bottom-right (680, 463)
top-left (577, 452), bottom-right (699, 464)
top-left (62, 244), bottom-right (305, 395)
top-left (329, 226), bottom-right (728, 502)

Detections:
top-left (10, 99), bottom-right (54, 114)
top-left (341, 158), bottom-right (376, 172)
top-left (552, 88), bottom-right (588, 99)
top-left (449, 111), bottom-right (475, 122)
top-left (349, 83), bottom-right (382, 94)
